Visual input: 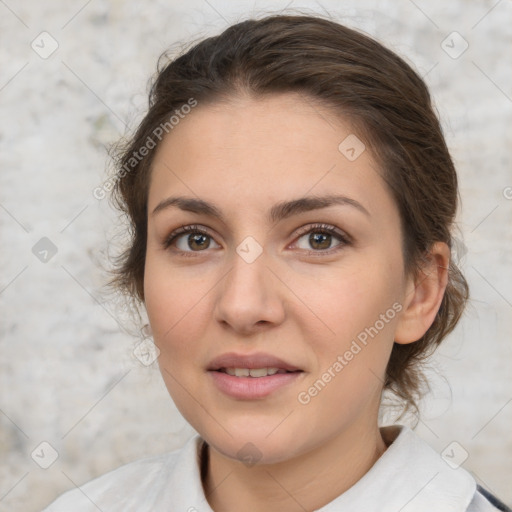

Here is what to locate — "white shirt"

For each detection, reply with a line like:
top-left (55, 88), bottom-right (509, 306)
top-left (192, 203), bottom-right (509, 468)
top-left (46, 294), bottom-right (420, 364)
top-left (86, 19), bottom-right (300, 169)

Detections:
top-left (42, 425), bottom-right (509, 511)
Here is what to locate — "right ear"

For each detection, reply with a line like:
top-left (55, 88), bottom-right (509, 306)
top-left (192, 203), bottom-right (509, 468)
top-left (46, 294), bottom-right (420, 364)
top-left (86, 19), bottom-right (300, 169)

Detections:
top-left (393, 242), bottom-right (450, 344)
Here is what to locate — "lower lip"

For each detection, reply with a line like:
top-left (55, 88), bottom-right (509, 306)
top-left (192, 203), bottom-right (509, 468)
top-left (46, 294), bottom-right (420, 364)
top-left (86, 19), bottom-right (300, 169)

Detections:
top-left (208, 371), bottom-right (303, 399)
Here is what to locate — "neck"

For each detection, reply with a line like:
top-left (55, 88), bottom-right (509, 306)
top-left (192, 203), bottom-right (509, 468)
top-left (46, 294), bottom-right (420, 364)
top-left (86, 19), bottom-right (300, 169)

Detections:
top-left (202, 419), bottom-right (388, 512)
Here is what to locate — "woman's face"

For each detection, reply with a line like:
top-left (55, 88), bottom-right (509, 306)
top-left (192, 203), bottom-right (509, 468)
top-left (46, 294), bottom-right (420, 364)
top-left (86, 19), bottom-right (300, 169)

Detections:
top-left (144, 93), bottom-right (409, 464)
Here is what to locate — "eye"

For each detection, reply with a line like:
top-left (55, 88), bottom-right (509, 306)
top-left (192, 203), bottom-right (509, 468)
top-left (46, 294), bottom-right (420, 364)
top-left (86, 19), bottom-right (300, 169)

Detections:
top-left (163, 225), bottom-right (220, 255)
top-left (293, 223), bottom-right (350, 254)
top-left (163, 223), bottom-right (351, 257)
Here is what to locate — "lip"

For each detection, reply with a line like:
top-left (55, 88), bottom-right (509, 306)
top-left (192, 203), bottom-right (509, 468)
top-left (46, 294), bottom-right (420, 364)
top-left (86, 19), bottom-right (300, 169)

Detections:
top-left (209, 371), bottom-right (303, 399)
top-left (207, 352), bottom-right (304, 400)
top-left (207, 352), bottom-right (302, 372)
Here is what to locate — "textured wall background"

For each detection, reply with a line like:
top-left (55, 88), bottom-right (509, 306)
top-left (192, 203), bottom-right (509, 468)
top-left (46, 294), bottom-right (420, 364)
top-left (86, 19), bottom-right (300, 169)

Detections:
top-left (1, 1), bottom-right (511, 510)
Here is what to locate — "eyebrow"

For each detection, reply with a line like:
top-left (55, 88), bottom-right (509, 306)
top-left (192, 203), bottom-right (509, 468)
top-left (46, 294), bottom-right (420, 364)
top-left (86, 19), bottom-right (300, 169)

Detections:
top-left (151, 194), bottom-right (370, 224)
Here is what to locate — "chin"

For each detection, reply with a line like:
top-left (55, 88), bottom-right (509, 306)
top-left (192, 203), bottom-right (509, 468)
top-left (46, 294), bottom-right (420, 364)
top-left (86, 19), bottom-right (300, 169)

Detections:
top-left (215, 437), bottom-right (298, 466)
top-left (198, 419), bottom-right (310, 466)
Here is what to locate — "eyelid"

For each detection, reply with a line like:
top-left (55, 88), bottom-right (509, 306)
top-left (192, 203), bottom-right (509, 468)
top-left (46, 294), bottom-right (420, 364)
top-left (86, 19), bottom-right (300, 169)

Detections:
top-left (293, 223), bottom-right (352, 244)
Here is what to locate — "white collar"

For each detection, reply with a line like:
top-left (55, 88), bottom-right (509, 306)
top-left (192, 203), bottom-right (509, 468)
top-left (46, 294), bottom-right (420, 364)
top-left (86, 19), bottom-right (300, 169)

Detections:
top-left (149, 424), bottom-right (476, 511)
top-left (317, 425), bottom-right (476, 511)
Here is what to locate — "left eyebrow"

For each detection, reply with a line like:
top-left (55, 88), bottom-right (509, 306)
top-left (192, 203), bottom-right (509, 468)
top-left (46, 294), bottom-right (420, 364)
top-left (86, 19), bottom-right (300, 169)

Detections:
top-left (151, 194), bottom-right (371, 223)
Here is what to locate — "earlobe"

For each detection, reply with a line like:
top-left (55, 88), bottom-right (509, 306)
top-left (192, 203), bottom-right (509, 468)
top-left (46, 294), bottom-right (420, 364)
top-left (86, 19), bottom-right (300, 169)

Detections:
top-left (394, 242), bottom-right (450, 345)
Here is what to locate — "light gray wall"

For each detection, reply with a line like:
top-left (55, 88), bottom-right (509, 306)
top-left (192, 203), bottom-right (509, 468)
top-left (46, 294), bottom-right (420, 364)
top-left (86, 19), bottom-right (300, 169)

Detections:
top-left (1, 1), bottom-right (511, 510)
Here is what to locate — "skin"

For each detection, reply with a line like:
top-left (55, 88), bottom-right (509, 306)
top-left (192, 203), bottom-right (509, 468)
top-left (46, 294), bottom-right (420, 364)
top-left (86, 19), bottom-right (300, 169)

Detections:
top-left (143, 92), bottom-right (449, 512)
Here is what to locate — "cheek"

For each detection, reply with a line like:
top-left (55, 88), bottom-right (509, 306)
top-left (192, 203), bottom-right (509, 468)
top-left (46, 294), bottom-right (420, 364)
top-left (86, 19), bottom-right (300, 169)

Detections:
top-left (144, 261), bottom-right (213, 423)
top-left (295, 273), bottom-right (398, 428)
top-left (294, 258), bottom-right (401, 408)
top-left (143, 254), bottom-right (210, 358)
top-left (301, 261), bottom-right (400, 343)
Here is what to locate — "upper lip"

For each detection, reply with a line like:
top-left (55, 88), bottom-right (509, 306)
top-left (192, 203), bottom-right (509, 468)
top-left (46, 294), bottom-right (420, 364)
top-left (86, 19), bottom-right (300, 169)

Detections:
top-left (207, 352), bottom-right (302, 372)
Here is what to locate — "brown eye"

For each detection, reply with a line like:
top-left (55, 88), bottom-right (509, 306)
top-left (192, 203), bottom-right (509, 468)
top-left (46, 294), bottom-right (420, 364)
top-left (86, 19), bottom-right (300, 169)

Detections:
top-left (163, 225), bottom-right (220, 253)
top-left (294, 224), bottom-right (350, 254)
top-left (182, 233), bottom-right (211, 251)
top-left (307, 232), bottom-right (334, 250)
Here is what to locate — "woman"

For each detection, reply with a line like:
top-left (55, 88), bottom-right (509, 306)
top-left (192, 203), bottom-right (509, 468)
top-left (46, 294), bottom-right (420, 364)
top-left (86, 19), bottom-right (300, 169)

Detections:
top-left (42, 13), bottom-right (511, 512)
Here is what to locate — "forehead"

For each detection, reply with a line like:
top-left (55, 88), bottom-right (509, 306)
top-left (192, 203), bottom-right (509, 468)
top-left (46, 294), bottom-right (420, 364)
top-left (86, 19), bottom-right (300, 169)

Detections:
top-left (147, 93), bottom-right (395, 221)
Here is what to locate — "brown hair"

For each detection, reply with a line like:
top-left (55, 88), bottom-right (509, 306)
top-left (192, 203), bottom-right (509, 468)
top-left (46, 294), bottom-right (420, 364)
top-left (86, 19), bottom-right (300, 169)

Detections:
top-left (108, 13), bottom-right (469, 415)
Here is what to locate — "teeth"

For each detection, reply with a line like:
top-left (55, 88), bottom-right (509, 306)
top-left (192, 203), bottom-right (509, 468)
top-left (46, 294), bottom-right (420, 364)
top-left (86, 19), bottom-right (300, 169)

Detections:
top-left (249, 368), bottom-right (269, 377)
top-left (224, 367), bottom-right (281, 377)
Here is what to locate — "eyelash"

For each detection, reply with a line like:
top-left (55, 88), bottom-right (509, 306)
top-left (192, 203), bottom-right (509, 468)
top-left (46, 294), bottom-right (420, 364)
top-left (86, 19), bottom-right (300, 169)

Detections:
top-left (163, 223), bottom-right (351, 257)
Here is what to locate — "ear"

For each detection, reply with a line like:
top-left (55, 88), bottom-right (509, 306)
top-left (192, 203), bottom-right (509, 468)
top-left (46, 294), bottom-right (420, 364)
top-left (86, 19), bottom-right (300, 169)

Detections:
top-left (394, 241), bottom-right (450, 344)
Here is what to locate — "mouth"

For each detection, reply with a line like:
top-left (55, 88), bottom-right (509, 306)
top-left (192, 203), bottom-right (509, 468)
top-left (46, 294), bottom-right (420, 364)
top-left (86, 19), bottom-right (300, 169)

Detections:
top-left (207, 352), bottom-right (302, 373)
top-left (207, 352), bottom-right (304, 399)
top-left (214, 367), bottom-right (302, 377)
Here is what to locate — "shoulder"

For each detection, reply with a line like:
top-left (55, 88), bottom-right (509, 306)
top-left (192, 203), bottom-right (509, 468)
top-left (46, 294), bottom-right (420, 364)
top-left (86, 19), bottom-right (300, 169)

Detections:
top-left (41, 449), bottom-right (182, 512)
top-left (467, 485), bottom-right (512, 512)
top-left (373, 426), bottom-right (511, 512)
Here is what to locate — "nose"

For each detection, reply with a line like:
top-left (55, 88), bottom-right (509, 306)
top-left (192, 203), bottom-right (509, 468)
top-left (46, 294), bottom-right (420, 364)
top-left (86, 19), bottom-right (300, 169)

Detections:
top-left (214, 248), bottom-right (286, 336)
